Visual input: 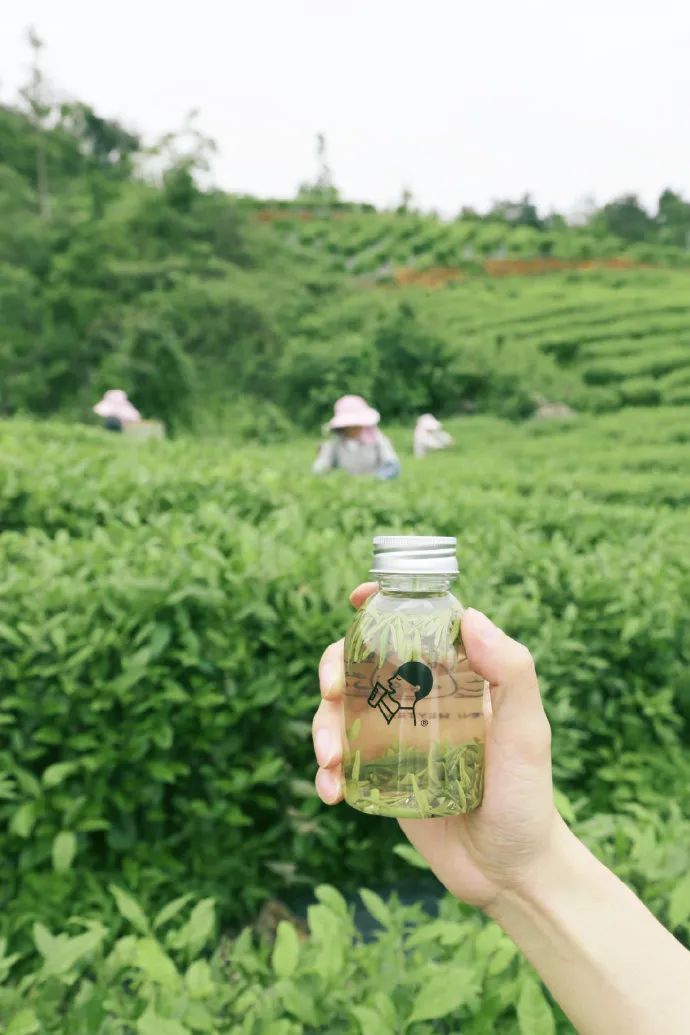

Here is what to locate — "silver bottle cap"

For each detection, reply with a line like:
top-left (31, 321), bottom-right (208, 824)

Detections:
top-left (371, 535), bottom-right (458, 576)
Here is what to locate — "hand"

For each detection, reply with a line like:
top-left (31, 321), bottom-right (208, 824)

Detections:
top-left (313, 583), bottom-right (561, 910)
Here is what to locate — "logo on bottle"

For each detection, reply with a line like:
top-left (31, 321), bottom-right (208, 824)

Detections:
top-left (367, 661), bottom-right (434, 727)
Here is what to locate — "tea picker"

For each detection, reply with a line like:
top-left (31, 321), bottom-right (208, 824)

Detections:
top-left (313, 395), bottom-right (400, 479)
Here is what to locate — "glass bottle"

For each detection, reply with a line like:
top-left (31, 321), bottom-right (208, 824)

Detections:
top-left (343, 536), bottom-right (485, 819)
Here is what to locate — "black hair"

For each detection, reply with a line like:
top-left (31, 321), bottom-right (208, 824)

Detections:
top-left (392, 661), bottom-right (433, 701)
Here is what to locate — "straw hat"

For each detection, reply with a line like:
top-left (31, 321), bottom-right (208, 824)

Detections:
top-left (328, 395), bottom-right (380, 430)
top-left (93, 389), bottom-right (141, 423)
top-left (415, 413), bottom-right (442, 432)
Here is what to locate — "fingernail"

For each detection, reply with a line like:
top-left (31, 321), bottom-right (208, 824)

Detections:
top-left (466, 608), bottom-right (501, 646)
top-left (315, 728), bottom-right (334, 766)
top-left (316, 768), bottom-right (340, 804)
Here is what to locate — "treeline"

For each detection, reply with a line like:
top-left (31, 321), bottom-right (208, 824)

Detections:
top-left (461, 191), bottom-right (690, 248)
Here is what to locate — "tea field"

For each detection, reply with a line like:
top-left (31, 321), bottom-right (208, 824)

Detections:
top-left (233, 262), bottom-right (690, 435)
top-left (1, 407), bottom-right (689, 1033)
top-left (5, 85), bottom-right (690, 435)
top-left (248, 202), bottom-right (690, 274)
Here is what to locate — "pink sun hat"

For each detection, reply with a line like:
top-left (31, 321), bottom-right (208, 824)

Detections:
top-left (93, 389), bottom-right (141, 423)
top-left (416, 413), bottom-right (442, 432)
top-left (328, 394), bottom-right (380, 430)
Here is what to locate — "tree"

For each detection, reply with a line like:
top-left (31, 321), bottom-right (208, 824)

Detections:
top-left (590, 194), bottom-right (655, 243)
top-left (488, 194), bottom-right (543, 229)
top-left (656, 189), bottom-right (690, 249)
top-left (58, 102), bottom-right (140, 170)
top-left (138, 108), bottom-right (218, 213)
top-left (397, 186), bottom-right (414, 213)
top-left (297, 132), bottom-right (339, 205)
top-left (18, 27), bottom-right (52, 219)
top-left (544, 211), bottom-right (567, 231)
top-left (95, 309), bottom-right (197, 432)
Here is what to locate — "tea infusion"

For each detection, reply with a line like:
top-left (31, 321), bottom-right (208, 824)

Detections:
top-left (343, 536), bottom-right (485, 819)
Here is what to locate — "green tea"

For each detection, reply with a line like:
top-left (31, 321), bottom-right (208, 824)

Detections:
top-left (344, 739), bottom-right (484, 818)
top-left (343, 538), bottom-right (486, 820)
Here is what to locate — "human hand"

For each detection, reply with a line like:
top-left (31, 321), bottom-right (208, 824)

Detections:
top-left (313, 583), bottom-right (561, 910)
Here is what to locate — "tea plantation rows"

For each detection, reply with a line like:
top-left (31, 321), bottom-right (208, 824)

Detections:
top-left (1, 409), bottom-right (689, 1033)
top-left (259, 264), bottom-right (690, 429)
top-left (404, 268), bottom-right (690, 413)
top-left (252, 205), bottom-right (690, 274)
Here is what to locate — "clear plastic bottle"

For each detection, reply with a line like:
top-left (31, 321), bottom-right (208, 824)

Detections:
top-left (343, 536), bottom-right (485, 818)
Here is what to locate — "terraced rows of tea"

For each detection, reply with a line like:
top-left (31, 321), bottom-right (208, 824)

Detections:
top-left (404, 269), bottom-right (690, 411)
top-left (255, 205), bottom-right (690, 416)
top-left (257, 208), bottom-right (690, 275)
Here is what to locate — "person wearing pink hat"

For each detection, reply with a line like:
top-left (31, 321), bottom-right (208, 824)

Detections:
top-left (313, 395), bottom-right (400, 479)
top-left (413, 413), bottom-right (453, 458)
top-left (93, 389), bottom-right (142, 433)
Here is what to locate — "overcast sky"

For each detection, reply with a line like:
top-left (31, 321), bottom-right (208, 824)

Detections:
top-left (2, 0), bottom-right (690, 216)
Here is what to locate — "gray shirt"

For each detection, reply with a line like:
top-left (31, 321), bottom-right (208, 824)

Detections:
top-left (313, 433), bottom-right (399, 476)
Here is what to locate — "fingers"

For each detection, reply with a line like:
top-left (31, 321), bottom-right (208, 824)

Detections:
top-left (316, 638), bottom-right (346, 803)
top-left (315, 766), bottom-right (343, 805)
top-left (461, 608), bottom-right (551, 758)
top-left (319, 639), bottom-right (344, 700)
top-left (350, 582), bottom-right (378, 609)
top-left (312, 699), bottom-right (343, 767)
top-left (314, 582), bottom-right (378, 805)
top-left (312, 699), bottom-right (344, 805)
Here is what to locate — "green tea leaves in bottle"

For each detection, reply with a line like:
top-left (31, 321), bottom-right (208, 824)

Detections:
top-left (343, 536), bottom-right (485, 819)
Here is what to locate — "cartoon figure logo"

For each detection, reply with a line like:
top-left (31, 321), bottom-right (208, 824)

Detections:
top-left (367, 661), bottom-right (434, 727)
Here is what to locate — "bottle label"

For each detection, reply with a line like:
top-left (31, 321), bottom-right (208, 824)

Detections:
top-left (367, 660), bottom-right (435, 726)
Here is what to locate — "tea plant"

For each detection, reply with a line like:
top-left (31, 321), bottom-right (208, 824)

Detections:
top-left (0, 881), bottom-right (566, 1034)
top-left (1, 410), bottom-right (689, 938)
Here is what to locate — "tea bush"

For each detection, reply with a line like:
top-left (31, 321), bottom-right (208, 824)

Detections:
top-left (4, 800), bottom-right (690, 1034)
top-left (0, 881), bottom-right (565, 1034)
top-left (0, 409), bottom-right (689, 1033)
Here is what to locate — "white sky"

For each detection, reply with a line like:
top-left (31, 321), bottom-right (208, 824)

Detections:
top-left (2, 0), bottom-right (690, 216)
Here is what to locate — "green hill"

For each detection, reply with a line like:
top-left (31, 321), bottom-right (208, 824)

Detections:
top-left (1, 97), bottom-right (690, 433)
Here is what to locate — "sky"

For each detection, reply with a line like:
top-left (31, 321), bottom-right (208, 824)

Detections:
top-left (2, 0), bottom-right (690, 217)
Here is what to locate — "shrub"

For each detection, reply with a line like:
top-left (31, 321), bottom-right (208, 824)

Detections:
top-left (0, 882), bottom-right (559, 1034)
top-left (1, 414), bottom-right (690, 942)
top-left (668, 386), bottom-right (690, 406)
top-left (619, 377), bottom-right (661, 406)
top-left (4, 801), bottom-right (690, 1035)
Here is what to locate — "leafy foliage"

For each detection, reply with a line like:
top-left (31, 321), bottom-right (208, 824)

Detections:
top-left (0, 409), bottom-right (688, 955)
top-left (0, 880), bottom-right (567, 1033)
top-left (2, 70), bottom-right (690, 1035)
top-left (2, 94), bottom-right (690, 432)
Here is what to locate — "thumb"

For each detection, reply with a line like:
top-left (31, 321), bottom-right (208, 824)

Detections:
top-left (461, 608), bottom-right (550, 753)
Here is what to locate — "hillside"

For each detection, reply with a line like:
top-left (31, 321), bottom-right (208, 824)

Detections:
top-left (246, 200), bottom-right (690, 275)
top-left (1, 98), bottom-right (690, 433)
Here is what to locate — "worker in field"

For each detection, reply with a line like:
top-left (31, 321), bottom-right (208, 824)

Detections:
top-left (93, 389), bottom-right (142, 432)
top-left (313, 395), bottom-right (400, 479)
top-left (413, 413), bottom-right (453, 458)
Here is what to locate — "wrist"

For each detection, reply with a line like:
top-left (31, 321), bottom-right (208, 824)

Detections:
top-left (483, 813), bottom-right (690, 1035)
top-left (485, 812), bottom-right (581, 926)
